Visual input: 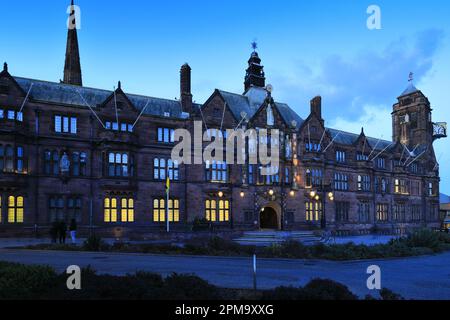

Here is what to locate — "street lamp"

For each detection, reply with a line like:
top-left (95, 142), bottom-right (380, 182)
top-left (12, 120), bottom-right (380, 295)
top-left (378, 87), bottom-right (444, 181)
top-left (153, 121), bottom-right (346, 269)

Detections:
top-left (289, 190), bottom-right (295, 197)
top-left (268, 189), bottom-right (274, 196)
top-left (240, 191), bottom-right (245, 198)
top-left (310, 190), bottom-right (316, 198)
top-left (218, 191), bottom-right (224, 198)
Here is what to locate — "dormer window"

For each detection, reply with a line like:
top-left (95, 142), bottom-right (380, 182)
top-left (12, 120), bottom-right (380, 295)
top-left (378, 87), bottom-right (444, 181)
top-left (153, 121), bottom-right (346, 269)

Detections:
top-left (356, 153), bottom-right (369, 161)
top-left (158, 128), bottom-right (175, 144)
top-left (105, 121), bottom-right (133, 133)
top-left (267, 104), bottom-right (274, 126)
top-left (336, 151), bottom-right (346, 163)
top-left (54, 115), bottom-right (77, 134)
top-left (3, 110), bottom-right (23, 122)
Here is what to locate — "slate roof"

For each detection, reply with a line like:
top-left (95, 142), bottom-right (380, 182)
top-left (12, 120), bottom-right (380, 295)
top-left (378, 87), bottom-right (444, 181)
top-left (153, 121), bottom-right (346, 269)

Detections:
top-left (328, 128), bottom-right (393, 151)
top-left (12, 76), bottom-right (398, 150)
top-left (218, 87), bottom-right (303, 129)
top-left (400, 83), bottom-right (419, 97)
top-left (440, 193), bottom-right (450, 204)
top-left (14, 77), bottom-right (190, 119)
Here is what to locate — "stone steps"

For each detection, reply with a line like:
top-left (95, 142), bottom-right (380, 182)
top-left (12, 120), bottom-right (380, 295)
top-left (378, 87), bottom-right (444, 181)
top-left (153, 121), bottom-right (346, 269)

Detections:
top-left (235, 231), bottom-right (322, 247)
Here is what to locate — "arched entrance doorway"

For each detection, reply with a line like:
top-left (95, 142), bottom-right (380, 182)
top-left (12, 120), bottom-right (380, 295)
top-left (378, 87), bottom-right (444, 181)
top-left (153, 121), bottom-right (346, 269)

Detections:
top-left (260, 207), bottom-right (279, 230)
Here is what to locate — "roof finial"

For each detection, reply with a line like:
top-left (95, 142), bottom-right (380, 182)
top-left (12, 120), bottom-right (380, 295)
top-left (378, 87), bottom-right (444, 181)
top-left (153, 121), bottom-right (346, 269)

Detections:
top-left (408, 72), bottom-right (414, 83)
top-left (118, 81), bottom-right (121, 89)
top-left (361, 127), bottom-right (365, 135)
top-left (3, 62), bottom-right (7, 72)
top-left (251, 40), bottom-right (258, 52)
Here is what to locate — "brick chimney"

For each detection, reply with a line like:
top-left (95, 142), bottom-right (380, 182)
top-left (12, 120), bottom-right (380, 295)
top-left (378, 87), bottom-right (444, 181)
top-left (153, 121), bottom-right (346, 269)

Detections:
top-left (180, 63), bottom-right (193, 114)
top-left (310, 96), bottom-right (322, 119)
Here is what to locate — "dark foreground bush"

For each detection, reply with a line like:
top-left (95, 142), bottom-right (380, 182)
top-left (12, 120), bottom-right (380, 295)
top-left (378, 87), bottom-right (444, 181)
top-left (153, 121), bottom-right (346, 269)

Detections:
top-left (82, 234), bottom-right (110, 251)
top-left (0, 261), bottom-right (402, 300)
top-left (262, 279), bottom-right (357, 300)
top-left (0, 262), bottom-right (57, 299)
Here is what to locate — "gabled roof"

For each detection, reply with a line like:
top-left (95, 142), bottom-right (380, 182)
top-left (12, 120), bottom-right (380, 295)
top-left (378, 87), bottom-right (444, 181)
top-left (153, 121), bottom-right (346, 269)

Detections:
top-left (217, 87), bottom-right (303, 129)
top-left (327, 128), bottom-right (393, 150)
top-left (13, 76), bottom-right (188, 119)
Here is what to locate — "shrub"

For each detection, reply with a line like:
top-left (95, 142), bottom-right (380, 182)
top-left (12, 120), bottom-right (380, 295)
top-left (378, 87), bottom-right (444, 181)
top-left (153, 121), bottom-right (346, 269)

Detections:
top-left (82, 234), bottom-right (109, 252)
top-left (262, 279), bottom-right (357, 300)
top-left (192, 217), bottom-right (210, 232)
top-left (161, 273), bottom-right (222, 300)
top-left (406, 229), bottom-right (441, 252)
top-left (302, 279), bottom-right (358, 300)
top-left (0, 262), bottom-right (57, 299)
top-left (379, 288), bottom-right (404, 300)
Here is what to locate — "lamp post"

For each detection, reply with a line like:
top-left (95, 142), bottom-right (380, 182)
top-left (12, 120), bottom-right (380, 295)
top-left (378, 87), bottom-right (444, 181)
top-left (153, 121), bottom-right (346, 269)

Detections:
top-left (309, 183), bottom-right (334, 229)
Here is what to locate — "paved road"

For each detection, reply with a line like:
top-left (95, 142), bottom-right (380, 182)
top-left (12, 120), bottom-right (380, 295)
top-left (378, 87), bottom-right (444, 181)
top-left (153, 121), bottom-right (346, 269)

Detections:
top-left (0, 249), bottom-right (449, 300)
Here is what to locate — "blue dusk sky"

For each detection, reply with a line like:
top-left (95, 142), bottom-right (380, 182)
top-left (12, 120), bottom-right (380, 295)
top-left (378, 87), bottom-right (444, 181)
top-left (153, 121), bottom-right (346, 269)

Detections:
top-left (1, 0), bottom-right (449, 193)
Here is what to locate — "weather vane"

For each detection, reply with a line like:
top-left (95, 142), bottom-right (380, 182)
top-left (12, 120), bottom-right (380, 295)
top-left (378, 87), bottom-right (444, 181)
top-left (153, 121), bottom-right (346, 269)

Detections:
top-left (251, 40), bottom-right (258, 52)
top-left (408, 72), bottom-right (414, 82)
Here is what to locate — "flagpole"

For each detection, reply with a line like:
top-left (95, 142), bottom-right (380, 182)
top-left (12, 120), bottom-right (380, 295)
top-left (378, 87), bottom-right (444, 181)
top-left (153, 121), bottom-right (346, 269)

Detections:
top-left (166, 168), bottom-right (170, 233)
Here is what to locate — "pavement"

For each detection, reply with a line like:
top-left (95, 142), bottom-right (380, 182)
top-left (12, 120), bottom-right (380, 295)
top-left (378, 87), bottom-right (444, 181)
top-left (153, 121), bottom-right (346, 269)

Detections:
top-left (0, 248), bottom-right (449, 300)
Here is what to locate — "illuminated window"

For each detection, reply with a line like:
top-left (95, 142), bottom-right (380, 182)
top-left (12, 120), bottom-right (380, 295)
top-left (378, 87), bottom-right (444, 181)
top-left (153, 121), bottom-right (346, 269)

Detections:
top-left (394, 179), bottom-right (409, 194)
top-left (104, 198), bottom-right (117, 222)
top-left (205, 199), bottom-right (230, 222)
top-left (153, 198), bottom-right (180, 222)
top-left (121, 198), bottom-right (134, 222)
top-left (8, 196), bottom-right (24, 223)
top-left (305, 201), bottom-right (322, 222)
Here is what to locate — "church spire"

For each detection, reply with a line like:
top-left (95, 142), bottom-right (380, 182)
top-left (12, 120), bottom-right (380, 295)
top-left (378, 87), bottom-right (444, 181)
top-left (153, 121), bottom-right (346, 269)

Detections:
top-left (63, 0), bottom-right (82, 86)
top-left (244, 41), bottom-right (266, 93)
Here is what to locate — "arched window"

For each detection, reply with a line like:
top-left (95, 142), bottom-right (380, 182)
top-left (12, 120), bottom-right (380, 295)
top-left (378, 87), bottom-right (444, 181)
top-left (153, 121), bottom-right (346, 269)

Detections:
top-left (104, 197), bottom-right (117, 222)
top-left (8, 196), bottom-right (24, 223)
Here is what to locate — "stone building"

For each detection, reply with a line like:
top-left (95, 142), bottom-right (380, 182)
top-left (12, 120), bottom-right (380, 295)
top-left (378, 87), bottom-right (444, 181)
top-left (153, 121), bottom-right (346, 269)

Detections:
top-left (0, 2), bottom-right (447, 237)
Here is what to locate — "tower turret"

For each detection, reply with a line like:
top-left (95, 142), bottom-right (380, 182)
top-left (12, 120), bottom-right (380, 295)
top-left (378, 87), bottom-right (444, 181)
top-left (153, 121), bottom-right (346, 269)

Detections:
top-left (63, 0), bottom-right (83, 86)
top-left (244, 42), bottom-right (266, 93)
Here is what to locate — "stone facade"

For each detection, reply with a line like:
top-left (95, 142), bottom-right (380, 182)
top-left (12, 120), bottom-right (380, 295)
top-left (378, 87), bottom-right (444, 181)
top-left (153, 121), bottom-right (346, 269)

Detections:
top-left (0, 5), bottom-right (446, 237)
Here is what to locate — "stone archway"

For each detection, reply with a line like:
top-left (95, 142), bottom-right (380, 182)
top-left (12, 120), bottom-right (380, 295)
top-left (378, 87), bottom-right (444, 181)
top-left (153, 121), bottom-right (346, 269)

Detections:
top-left (259, 202), bottom-right (282, 230)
